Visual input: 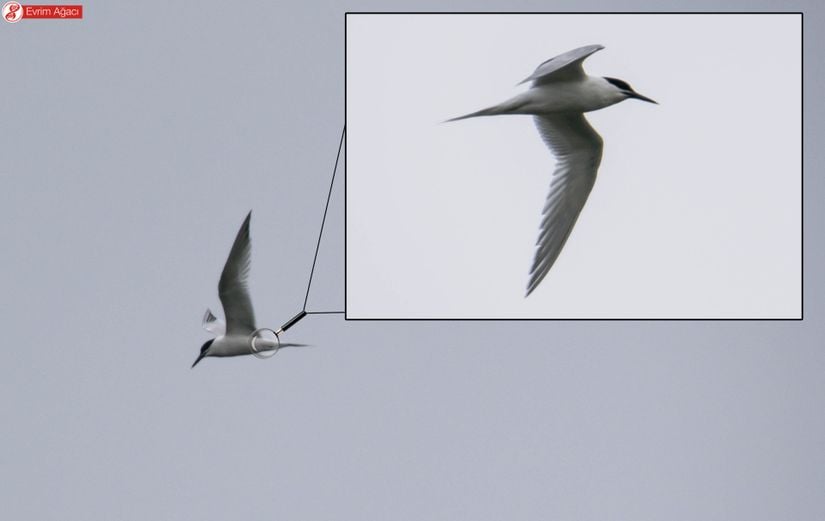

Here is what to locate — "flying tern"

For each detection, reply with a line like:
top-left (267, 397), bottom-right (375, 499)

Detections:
top-left (447, 44), bottom-right (656, 296)
top-left (193, 211), bottom-right (303, 368)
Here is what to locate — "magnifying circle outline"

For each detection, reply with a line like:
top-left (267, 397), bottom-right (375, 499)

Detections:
top-left (250, 328), bottom-right (280, 359)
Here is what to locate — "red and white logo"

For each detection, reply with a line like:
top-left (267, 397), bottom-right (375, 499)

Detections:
top-left (3, 1), bottom-right (23, 23)
top-left (3, 2), bottom-right (83, 21)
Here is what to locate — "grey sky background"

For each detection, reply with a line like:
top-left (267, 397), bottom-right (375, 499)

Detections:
top-left (2, 1), bottom-right (823, 520)
top-left (347, 14), bottom-right (801, 319)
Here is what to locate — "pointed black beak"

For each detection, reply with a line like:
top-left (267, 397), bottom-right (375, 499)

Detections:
top-left (191, 352), bottom-right (207, 369)
top-left (628, 91), bottom-right (658, 104)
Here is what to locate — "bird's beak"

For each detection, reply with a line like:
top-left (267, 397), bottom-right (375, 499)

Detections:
top-left (628, 91), bottom-right (658, 104)
top-left (191, 352), bottom-right (207, 369)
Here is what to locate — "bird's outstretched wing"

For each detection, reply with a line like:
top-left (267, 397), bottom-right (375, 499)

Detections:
top-left (527, 113), bottom-right (604, 296)
top-left (218, 211), bottom-right (256, 335)
top-left (519, 44), bottom-right (604, 85)
top-left (202, 308), bottom-right (226, 336)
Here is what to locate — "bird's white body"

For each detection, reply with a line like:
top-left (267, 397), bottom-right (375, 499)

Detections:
top-left (492, 77), bottom-right (627, 116)
top-left (447, 44), bottom-right (655, 296)
top-left (207, 334), bottom-right (255, 357)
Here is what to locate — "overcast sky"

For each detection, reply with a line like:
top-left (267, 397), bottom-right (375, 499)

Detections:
top-left (347, 14), bottom-right (801, 319)
top-left (2, 2), bottom-right (823, 521)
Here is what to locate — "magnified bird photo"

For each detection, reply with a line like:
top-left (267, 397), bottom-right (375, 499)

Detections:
top-left (346, 14), bottom-right (801, 319)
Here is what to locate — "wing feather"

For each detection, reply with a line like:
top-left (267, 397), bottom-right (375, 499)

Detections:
top-left (202, 308), bottom-right (226, 336)
top-left (519, 44), bottom-right (604, 85)
top-left (527, 114), bottom-right (603, 296)
top-left (218, 211), bottom-right (256, 334)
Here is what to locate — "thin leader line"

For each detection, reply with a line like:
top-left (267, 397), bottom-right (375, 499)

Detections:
top-left (302, 125), bottom-right (346, 312)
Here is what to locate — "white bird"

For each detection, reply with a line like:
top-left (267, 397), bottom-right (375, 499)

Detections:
top-left (447, 44), bottom-right (656, 296)
top-left (193, 211), bottom-right (304, 368)
top-left (192, 211), bottom-right (257, 367)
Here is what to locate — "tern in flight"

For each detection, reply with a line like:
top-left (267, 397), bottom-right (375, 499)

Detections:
top-left (447, 44), bottom-right (656, 296)
top-left (192, 211), bottom-right (303, 368)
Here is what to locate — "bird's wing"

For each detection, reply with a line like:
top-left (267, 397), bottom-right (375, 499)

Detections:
top-left (519, 44), bottom-right (604, 85)
top-left (527, 113), bottom-right (604, 296)
top-left (202, 308), bottom-right (226, 336)
top-left (218, 211), bottom-right (256, 335)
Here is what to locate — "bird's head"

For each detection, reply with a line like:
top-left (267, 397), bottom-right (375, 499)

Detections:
top-left (191, 339), bottom-right (214, 368)
top-left (603, 77), bottom-right (657, 105)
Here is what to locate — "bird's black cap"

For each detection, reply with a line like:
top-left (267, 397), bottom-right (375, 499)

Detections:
top-left (604, 77), bottom-right (633, 91)
top-left (604, 77), bottom-right (657, 104)
top-left (191, 339), bottom-right (214, 368)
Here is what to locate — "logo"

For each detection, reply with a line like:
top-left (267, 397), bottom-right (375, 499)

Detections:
top-left (3, 1), bottom-right (22, 23)
top-left (2, 2), bottom-right (83, 22)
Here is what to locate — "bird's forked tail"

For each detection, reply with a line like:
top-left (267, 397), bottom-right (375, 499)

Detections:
top-left (444, 98), bottom-right (527, 123)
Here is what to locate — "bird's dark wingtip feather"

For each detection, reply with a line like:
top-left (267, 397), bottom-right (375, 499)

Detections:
top-left (237, 211), bottom-right (251, 238)
top-left (525, 278), bottom-right (540, 298)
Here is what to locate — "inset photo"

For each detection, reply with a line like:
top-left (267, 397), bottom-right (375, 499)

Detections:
top-left (345, 13), bottom-right (801, 319)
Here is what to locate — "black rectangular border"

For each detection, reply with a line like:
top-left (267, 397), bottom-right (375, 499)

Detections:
top-left (344, 11), bottom-right (804, 322)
